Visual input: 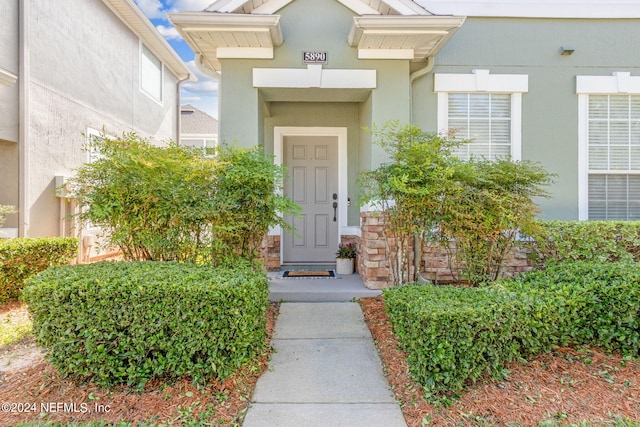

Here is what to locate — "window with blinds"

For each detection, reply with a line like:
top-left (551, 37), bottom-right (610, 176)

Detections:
top-left (587, 95), bottom-right (640, 220)
top-left (448, 93), bottom-right (512, 160)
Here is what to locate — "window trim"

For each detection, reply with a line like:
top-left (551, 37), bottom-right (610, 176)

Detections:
top-left (577, 72), bottom-right (640, 220)
top-left (435, 69), bottom-right (528, 161)
top-left (139, 41), bottom-right (164, 105)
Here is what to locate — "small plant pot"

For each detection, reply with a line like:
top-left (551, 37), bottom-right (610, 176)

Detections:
top-left (335, 258), bottom-right (354, 275)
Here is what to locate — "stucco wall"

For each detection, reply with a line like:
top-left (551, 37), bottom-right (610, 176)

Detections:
top-left (0, 0), bottom-right (19, 145)
top-left (22, 0), bottom-right (181, 237)
top-left (412, 17), bottom-right (640, 220)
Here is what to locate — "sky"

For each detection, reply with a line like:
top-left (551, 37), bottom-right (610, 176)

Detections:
top-left (135, 0), bottom-right (219, 119)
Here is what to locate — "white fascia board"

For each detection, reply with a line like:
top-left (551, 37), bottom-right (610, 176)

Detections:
top-left (358, 49), bottom-right (414, 59)
top-left (384, 0), bottom-right (430, 15)
top-left (349, 15), bottom-right (466, 46)
top-left (169, 13), bottom-right (283, 45)
top-left (103, 0), bottom-right (191, 80)
top-left (254, 65), bottom-right (376, 89)
top-left (577, 72), bottom-right (640, 94)
top-left (0, 68), bottom-right (17, 86)
top-left (434, 70), bottom-right (529, 93)
top-left (414, 0), bottom-right (640, 18)
top-left (336, 0), bottom-right (380, 15)
top-left (217, 47), bottom-right (274, 59)
top-left (252, 0), bottom-right (295, 14)
top-left (215, 0), bottom-right (251, 12)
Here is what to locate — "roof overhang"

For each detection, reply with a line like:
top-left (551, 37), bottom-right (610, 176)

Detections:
top-left (348, 15), bottom-right (466, 61)
top-left (168, 13), bottom-right (283, 73)
top-left (102, 0), bottom-right (192, 80)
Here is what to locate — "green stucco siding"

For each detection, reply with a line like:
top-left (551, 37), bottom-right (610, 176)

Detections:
top-left (412, 18), bottom-right (640, 220)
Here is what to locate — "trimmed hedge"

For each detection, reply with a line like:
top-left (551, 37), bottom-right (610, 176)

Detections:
top-left (384, 261), bottom-right (640, 393)
top-left (0, 237), bottom-right (77, 303)
top-left (383, 284), bottom-right (555, 392)
top-left (536, 220), bottom-right (640, 263)
top-left (503, 261), bottom-right (640, 356)
top-left (23, 261), bottom-right (269, 388)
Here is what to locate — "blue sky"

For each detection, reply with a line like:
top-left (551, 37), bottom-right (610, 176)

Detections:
top-left (134, 0), bottom-right (219, 118)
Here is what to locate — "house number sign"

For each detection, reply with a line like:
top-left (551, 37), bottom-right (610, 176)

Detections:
top-left (303, 51), bottom-right (327, 64)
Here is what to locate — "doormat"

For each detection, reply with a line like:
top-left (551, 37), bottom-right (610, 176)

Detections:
top-left (280, 270), bottom-right (337, 279)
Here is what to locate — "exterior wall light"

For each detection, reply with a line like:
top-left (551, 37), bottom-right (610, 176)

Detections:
top-left (560, 46), bottom-right (575, 56)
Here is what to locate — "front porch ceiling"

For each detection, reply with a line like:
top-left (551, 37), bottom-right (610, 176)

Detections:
top-left (348, 16), bottom-right (466, 61)
top-left (168, 13), bottom-right (283, 72)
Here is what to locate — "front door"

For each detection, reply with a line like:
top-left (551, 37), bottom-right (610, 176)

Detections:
top-left (283, 135), bottom-right (339, 263)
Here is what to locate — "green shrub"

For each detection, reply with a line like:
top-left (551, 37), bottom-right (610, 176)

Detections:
top-left (0, 237), bottom-right (77, 303)
top-left (69, 132), bottom-right (298, 265)
top-left (533, 220), bottom-right (640, 264)
top-left (503, 261), bottom-right (640, 355)
top-left (23, 261), bottom-right (269, 388)
top-left (383, 284), bottom-right (555, 393)
top-left (385, 261), bottom-right (640, 393)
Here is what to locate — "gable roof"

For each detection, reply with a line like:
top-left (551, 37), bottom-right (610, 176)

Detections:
top-left (168, 0), bottom-right (464, 73)
top-left (181, 105), bottom-right (218, 135)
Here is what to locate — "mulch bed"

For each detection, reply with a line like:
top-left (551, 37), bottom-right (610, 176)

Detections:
top-left (359, 295), bottom-right (640, 426)
top-left (0, 303), bottom-right (279, 425)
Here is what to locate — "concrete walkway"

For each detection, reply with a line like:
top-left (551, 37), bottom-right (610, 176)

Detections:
top-left (267, 271), bottom-right (382, 302)
top-left (242, 302), bottom-right (407, 427)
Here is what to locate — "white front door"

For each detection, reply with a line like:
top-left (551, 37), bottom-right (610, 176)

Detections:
top-left (283, 135), bottom-right (339, 263)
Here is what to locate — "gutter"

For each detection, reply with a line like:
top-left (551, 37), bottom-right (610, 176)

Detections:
top-left (18, 0), bottom-right (29, 237)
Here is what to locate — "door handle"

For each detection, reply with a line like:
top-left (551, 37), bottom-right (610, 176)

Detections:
top-left (332, 194), bottom-right (338, 222)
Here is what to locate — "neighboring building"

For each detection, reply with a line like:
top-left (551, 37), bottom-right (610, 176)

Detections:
top-left (0, 0), bottom-right (192, 247)
top-left (170, 0), bottom-right (640, 278)
top-left (180, 104), bottom-right (218, 154)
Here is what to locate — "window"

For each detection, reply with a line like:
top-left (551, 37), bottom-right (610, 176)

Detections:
top-left (578, 73), bottom-right (640, 220)
top-left (181, 138), bottom-right (218, 157)
top-left (435, 70), bottom-right (528, 161)
top-left (85, 128), bottom-right (107, 163)
top-left (140, 44), bottom-right (163, 103)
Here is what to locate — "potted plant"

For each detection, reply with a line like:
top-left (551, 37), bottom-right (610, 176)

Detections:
top-left (335, 243), bottom-right (357, 275)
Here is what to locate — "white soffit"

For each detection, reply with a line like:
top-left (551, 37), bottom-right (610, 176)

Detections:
top-left (102, 0), bottom-right (191, 80)
top-left (207, 0), bottom-right (429, 15)
top-left (168, 13), bottom-right (283, 72)
top-left (348, 15), bottom-right (466, 61)
top-left (414, 0), bottom-right (640, 18)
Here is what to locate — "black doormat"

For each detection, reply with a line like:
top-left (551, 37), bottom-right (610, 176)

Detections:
top-left (280, 270), bottom-right (336, 279)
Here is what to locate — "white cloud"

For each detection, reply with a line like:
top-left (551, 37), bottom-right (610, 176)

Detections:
top-left (181, 60), bottom-right (219, 118)
top-left (134, 0), bottom-right (166, 19)
top-left (156, 24), bottom-right (181, 40)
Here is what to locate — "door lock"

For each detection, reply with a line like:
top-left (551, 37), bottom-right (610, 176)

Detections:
top-left (332, 193), bottom-right (338, 222)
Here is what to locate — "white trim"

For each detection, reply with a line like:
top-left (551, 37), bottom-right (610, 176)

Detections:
top-left (217, 47), bottom-right (274, 59)
top-left (0, 68), bottom-right (17, 86)
top-left (272, 127), bottom-right (349, 262)
top-left (577, 93), bottom-right (589, 220)
top-left (251, 0), bottom-right (294, 14)
top-left (414, 0), bottom-right (640, 18)
top-left (357, 49), bottom-right (414, 60)
top-left (253, 65), bottom-right (376, 89)
top-left (577, 73), bottom-right (640, 220)
top-left (435, 70), bottom-right (527, 161)
top-left (434, 69), bottom-right (529, 93)
top-left (577, 72), bottom-right (640, 94)
top-left (341, 226), bottom-right (361, 238)
top-left (384, 0), bottom-right (430, 15)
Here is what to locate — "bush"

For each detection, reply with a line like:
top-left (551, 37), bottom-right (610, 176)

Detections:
top-left (503, 261), bottom-right (640, 356)
top-left (23, 261), bottom-right (269, 388)
top-left (532, 220), bottom-right (640, 264)
top-left (383, 284), bottom-right (555, 393)
top-left (69, 132), bottom-right (298, 265)
top-left (384, 261), bottom-right (640, 393)
top-left (0, 237), bottom-right (77, 303)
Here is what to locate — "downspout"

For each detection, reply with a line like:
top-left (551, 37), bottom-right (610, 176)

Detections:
top-left (176, 74), bottom-right (192, 145)
top-left (18, 0), bottom-right (29, 237)
top-left (409, 56), bottom-right (435, 283)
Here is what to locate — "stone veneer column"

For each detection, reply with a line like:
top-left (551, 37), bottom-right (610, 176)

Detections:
top-left (358, 212), bottom-right (392, 290)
